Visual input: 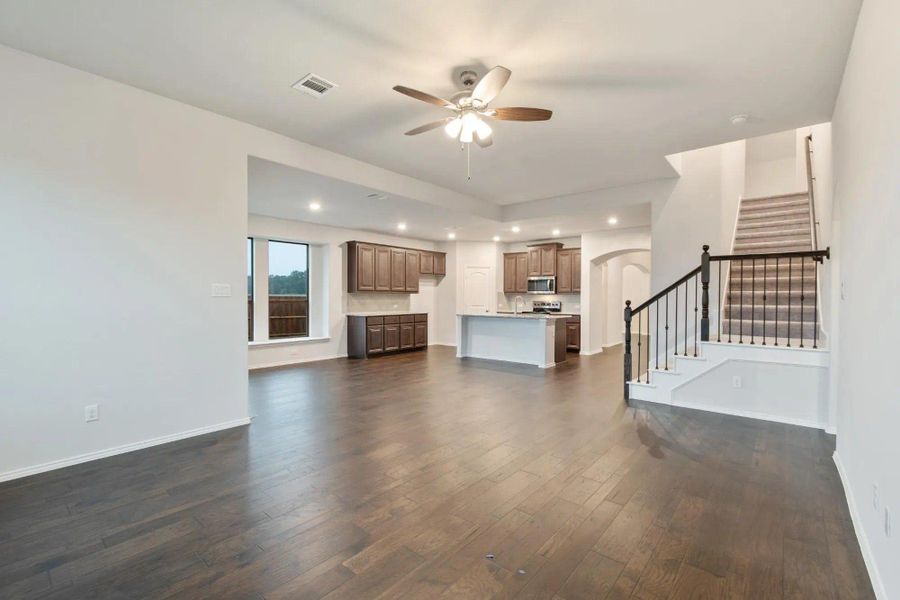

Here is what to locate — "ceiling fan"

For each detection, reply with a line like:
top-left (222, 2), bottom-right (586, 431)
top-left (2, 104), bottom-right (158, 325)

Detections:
top-left (393, 66), bottom-right (552, 150)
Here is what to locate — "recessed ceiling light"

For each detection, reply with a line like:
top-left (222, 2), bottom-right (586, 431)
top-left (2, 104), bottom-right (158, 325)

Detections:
top-left (492, 235), bottom-right (500, 242)
top-left (397, 222), bottom-right (407, 231)
top-left (730, 114), bottom-right (749, 125)
top-left (607, 216), bottom-right (618, 225)
top-left (511, 226), bottom-right (521, 233)
top-left (308, 201), bottom-right (321, 211)
top-left (447, 232), bottom-right (456, 240)
top-left (552, 229), bottom-right (560, 236)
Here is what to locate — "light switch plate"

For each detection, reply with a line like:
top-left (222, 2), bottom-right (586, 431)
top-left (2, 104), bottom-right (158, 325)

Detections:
top-left (211, 283), bottom-right (232, 297)
top-left (84, 404), bottom-right (99, 422)
top-left (732, 376), bottom-right (742, 389)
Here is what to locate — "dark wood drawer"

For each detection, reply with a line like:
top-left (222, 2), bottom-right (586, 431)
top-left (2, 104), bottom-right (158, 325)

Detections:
top-left (366, 316), bottom-right (383, 325)
top-left (383, 315), bottom-right (399, 324)
top-left (567, 315), bottom-right (580, 323)
top-left (400, 315), bottom-right (415, 323)
top-left (414, 313), bottom-right (427, 322)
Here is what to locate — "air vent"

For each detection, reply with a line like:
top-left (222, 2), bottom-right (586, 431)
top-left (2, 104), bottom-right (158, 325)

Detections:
top-left (291, 73), bottom-right (337, 98)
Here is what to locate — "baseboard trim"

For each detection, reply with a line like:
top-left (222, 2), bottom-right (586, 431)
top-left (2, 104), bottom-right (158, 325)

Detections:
top-left (638, 395), bottom-right (827, 431)
top-left (0, 417), bottom-right (252, 483)
top-left (833, 452), bottom-right (887, 600)
top-left (249, 354), bottom-right (347, 370)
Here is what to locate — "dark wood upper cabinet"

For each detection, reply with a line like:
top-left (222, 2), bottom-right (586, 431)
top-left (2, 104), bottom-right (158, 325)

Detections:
top-left (503, 252), bottom-right (529, 294)
top-left (375, 246), bottom-right (391, 291)
top-left (503, 254), bottom-right (517, 293)
top-left (390, 248), bottom-right (406, 291)
top-left (419, 251), bottom-right (434, 274)
top-left (405, 250), bottom-right (419, 292)
top-left (527, 247), bottom-right (541, 277)
top-left (540, 245), bottom-right (557, 276)
top-left (433, 253), bottom-right (446, 275)
top-left (515, 253), bottom-right (528, 293)
top-left (347, 241), bottom-right (445, 293)
top-left (572, 250), bottom-right (582, 292)
top-left (352, 243), bottom-right (376, 292)
top-left (556, 249), bottom-right (573, 293)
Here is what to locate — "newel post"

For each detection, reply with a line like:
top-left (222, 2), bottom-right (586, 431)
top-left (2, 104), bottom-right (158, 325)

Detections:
top-left (700, 245), bottom-right (710, 342)
top-left (623, 300), bottom-right (632, 399)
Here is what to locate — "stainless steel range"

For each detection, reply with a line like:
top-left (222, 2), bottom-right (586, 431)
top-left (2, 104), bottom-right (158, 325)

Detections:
top-left (531, 300), bottom-right (562, 314)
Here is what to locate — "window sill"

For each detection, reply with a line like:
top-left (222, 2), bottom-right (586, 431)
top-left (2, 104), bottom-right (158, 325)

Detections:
top-left (248, 336), bottom-right (330, 348)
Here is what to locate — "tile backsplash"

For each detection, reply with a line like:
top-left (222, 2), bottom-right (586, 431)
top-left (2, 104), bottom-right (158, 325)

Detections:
top-left (498, 293), bottom-right (581, 314)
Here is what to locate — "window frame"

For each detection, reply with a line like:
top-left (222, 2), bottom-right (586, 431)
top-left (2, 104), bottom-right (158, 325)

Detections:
top-left (265, 239), bottom-right (311, 341)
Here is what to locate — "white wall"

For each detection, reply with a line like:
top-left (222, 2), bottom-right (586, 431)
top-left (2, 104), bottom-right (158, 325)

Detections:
top-left (580, 227), bottom-right (652, 354)
top-left (744, 130), bottom-right (802, 198)
top-left (829, 0), bottom-right (900, 596)
top-left (0, 45), bottom-right (475, 480)
top-left (247, 214), bottom-right (450, 369)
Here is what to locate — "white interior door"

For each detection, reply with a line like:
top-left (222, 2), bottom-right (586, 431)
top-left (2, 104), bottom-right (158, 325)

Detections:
top-left (463, 266), bottom-right (491, 314)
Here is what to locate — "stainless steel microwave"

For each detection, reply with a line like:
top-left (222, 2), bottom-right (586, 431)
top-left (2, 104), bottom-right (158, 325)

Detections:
top-left (527, 276), bottom-right (556, 294)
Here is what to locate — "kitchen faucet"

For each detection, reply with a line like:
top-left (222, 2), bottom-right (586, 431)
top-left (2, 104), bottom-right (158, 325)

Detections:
top-left (514, 296), bottom-right (525, 315)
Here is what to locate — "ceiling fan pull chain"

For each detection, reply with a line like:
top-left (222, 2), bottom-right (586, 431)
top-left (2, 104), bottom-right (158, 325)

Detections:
top-left (467, 143), bottom-right (471, 181)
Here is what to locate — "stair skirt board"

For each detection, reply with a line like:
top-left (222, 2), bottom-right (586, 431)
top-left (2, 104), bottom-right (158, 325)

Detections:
top-left (628, 343), bottom-right (830, 430)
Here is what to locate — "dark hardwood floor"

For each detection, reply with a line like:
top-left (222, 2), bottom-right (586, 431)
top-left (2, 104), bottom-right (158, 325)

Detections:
top-left (0, 346), bottom-right (873, 599)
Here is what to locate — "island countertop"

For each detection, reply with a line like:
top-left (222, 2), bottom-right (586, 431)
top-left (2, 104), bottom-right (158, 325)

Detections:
top-left (456, 312), bottom-right (569, 320)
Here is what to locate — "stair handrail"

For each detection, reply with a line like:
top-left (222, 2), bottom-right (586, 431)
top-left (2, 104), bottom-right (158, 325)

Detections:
top-left (804, 134), bottom-right (820, 251)
top-left (624, 245), bottom-right (831, 399)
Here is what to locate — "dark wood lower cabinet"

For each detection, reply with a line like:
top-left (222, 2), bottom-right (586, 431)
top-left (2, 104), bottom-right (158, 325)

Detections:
top-left (566, 316), bottom-right (581, 352)
top-left (348, 314), bottom-right (428, 358)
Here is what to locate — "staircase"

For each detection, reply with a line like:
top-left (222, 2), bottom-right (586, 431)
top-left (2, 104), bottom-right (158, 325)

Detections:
top-left (721, 191), bottom-right (820, 344)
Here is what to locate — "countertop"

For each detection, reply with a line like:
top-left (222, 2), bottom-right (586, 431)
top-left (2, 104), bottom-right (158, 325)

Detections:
top-left (346, 311), bottom-right (426, 317)
top-left (497, 311), bottom-right (580, 317)
top-left (457, 312), bottom-right (570, 320)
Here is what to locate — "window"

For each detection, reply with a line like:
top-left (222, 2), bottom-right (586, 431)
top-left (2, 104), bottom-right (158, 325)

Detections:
top-left (267, 240), bottom-right (309, 338)
top-left (247, 238), bottom-right (254, 341)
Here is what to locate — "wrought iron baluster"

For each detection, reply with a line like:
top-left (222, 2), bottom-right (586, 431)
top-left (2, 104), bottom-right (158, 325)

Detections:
top-left (787, 257), bottom-right (792, 347)
top-left (750, 258), bottom-right (756, 344)
top-left (717, 261), bottom-right (722, 342)
top-left (655, 299), bottom-right (659, 370)
top-left (762, 258), bottom-right (767, 345)
top-left (694, 274), bottom-right (698, 356)
top-left (664, 293), bottom-right (669, 370)
top-left (813, 260), bottom-right (819, 349)
top-left (674, 285), bottom-right (678, 361)
top-left (684, 282), bottom-right (688, 356)
top-left (646, 305), bottom-right (651, 382)
top-left (800, 258), bottom-right (806, 348)
top-left (739, 259), bottom-right (744, 344)
top-left (774, 258), bottom-right (779, 346)
top-left (636, 310), bottom-right (641, 383)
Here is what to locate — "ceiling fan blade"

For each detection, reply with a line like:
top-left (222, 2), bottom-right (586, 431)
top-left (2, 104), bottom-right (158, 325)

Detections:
top-left (393, 85), bottom-right (455, 109)
top-left (475, 133), bottom-right (493, 148)
top-left (490, 107), bottom-right (553, 121)
top-left (404, 118), bottom-right (453, 136)
top-left (471, 66), bottom-right (511, 105)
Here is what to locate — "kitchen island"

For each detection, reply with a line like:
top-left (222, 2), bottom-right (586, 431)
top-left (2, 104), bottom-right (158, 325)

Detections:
top-left (456, 313), bottom-right (569, 368)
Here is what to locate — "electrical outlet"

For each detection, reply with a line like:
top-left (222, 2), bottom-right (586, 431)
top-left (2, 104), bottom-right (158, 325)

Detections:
top-left (732, 376), bottom-right (742, 389)
top-left (84, 404), bottom-right (99, 422)
top-left (873, 483), bottom-right (879, 510)
top-left (210, 283), bottom-right (232, 297)
top-left (886, 507), bottom-right (892, 537)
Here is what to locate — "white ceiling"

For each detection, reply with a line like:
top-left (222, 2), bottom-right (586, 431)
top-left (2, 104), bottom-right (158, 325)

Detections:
top-left (0, 0), bottom-right (861, 206)
top-left (249, 157), bottom-right (648, 242)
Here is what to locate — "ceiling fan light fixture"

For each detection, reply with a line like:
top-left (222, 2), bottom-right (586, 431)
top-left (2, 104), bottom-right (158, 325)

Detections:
top-left (459, 127), bottom-right (474, 144)
top-left (444, 117), bottom-right (462, 138)
top-left (475, 119), bottom-right (492, 141)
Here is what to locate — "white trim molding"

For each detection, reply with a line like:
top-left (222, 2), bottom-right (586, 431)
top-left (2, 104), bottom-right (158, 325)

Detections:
top-left (833, 452), bottom-right (887, 600)
top-left (0, 417), bottom-right (252, 483)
